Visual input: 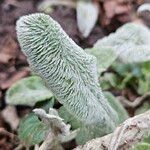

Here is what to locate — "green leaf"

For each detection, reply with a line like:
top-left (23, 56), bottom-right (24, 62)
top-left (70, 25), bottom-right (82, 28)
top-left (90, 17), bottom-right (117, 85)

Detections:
top-left (104, 91), bottom-right (128, 124)
top-left (144, 135), bottom-right (150, 144)
top-left (35, 97), bottom-right (56, 112)
top-left (86, 47), bottom-right (117, 73)
top-left (133, 143), bottom-right (150, 150)
top-left (94, 23), bottom-right (150, 63)
top-left (18, 113), bottom-right (49, 145)
top-left (6, 76), bottom-right (53, 106)
top-left (100, 73), bottom-right (118, 90)
top-left (138, 62), bottom-right (150, 95)
top-left (112, 63), bottom-right (142, 77)
top-left (135, 102), bottom-right (150, 115)
top-left (59, 92), bottom-right (129, 145)
top-left (58, 106), bottom-right (82, 130)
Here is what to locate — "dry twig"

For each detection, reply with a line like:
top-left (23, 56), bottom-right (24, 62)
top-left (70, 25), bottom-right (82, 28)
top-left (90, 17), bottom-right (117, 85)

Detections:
top-left (75, 110), bottom-right (150, 150)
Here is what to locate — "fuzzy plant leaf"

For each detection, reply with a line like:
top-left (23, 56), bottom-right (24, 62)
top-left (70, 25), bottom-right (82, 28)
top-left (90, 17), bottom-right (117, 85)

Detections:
top-left (35, 97), bottom-right (55, 112)
top-left (100, 73), bottom-right (118, 90)
top-left (94, 23), bottom-right (150, 64)
top-left (6, 76), bottom-right (53, 106)
top-left (59, 106), bottom-right (82, 130)
top-left (135, 102), bottom-right (150, 115)
top-left (103, 91), bottom-right (128, 124)
top-left (77, 1), bottom-right (99, 37)
top-left (100, 61), bottom-right (150, 94)
top-left (86, 47), bottom-right (117, 73)
top-left (59, 92), bottom-right (128, 144)
top-left (133, 143), bottom-right (150, 150)
top-left (18, 113), bottom-right (49, 145)
top-left (16, 13), bottom-right (118, 143)
top-left (137, 62), bottom-right (150, 95)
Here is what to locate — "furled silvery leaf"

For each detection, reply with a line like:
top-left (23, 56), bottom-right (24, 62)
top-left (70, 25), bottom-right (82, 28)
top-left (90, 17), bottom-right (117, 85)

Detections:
top-left (16, 13), bottom-right (118, 143)
top-left (77, 1), bottom-right (99, 37)
top-left (6, 76), bottom-right (53, 106)
top-left (59, 92), bottom-right (128, 144)
top-left (94, 23), bottom-right (150, 63)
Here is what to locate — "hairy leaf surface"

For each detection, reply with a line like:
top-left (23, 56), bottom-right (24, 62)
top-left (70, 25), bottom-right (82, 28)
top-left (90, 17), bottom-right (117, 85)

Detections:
top-left (94, 23), bottom-right (150, 64)
top-left (18, 113), bottom-right (49, 145)
top-left (6, 76), bottom-right (53, 106)
top-left (16, 13), bottom-right (118, 142)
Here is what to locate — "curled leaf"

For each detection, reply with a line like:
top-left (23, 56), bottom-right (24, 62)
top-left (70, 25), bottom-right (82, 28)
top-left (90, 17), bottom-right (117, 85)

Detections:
top-left (16, 13), bottom-right (118, 144)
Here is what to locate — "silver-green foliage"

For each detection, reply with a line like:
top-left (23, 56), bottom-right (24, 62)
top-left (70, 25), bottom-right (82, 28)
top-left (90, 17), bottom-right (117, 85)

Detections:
top-left (16, 13), bottom-right (118, 139)
top-left (92, 23), bottom-right (150, 69)
top-left (104, 91), bottom-right (128, 124)
top-left (86, 47), bottom-right (117, 73)
top-left (59, 91), bottom-right (128, 144)
top-left (18, 113), bottom-right (49, 145)
top-left (133, 143), bottom-right (150, 150)
top-left (6, 76), bottom-right (53, 106)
